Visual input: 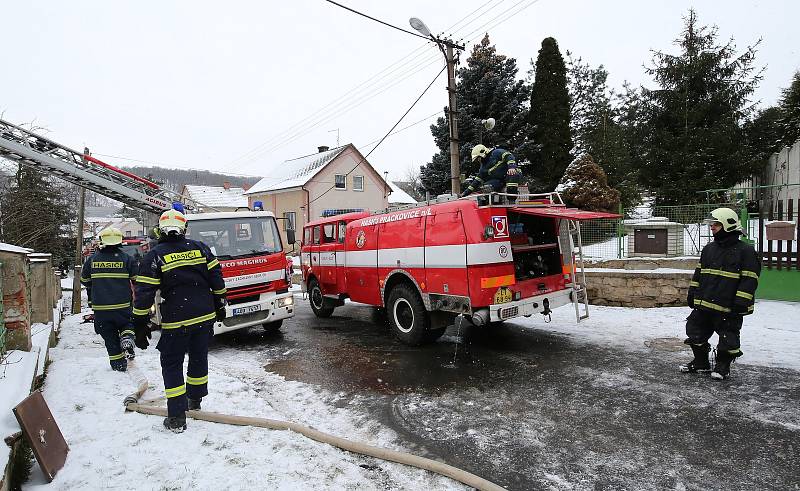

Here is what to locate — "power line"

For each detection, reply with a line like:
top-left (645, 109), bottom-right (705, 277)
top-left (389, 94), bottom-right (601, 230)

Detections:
top-left (359, 110), bottom-right (443, 150)
top-left (309, 65), bottom-right (447, 207)
top-left (323, 0), bottom-right (430, 40)
top-left (224, 0), bottom-right (511, 171)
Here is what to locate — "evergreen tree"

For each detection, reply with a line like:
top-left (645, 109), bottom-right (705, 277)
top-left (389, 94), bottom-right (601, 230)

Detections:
top-left (639, 9), bottom-right (763, 205)
top-left (0, 165), bottom-right (75, 266)
top-left (557, 154), bottom-right (620, 212)
top-left (527, 37), bottom-right (572, 193)
top-left (744, 106), bottom-right (783, 167)
top-left (420, 35), bottom-right (530, 196)
top-left (777, 71), bottom-right (800, 146)
top-left (567, 54), bottom-right (640, 207)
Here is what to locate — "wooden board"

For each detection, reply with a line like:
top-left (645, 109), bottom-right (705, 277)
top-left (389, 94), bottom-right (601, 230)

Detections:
top-left (12, 390), bottom-right (69, 482)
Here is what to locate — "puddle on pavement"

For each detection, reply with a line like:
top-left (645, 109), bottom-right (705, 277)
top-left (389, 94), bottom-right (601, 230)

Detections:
top-left (263, 315), bottom-right (574, 395)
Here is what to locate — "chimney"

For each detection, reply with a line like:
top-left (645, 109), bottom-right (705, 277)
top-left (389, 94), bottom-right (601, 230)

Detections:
top-left (318, 145), bottom-right (330, 153)
top-left (223, 181), bottom-right (231, 190)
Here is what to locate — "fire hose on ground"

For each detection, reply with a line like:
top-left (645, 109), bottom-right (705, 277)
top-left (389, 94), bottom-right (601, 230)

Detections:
top-left (122, 361), bottom-right (506, 491)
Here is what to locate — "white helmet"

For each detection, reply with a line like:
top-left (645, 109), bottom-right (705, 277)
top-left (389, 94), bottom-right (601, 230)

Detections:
top-left (98, 227), bottom-right (123, 247)
top-left (159, 209), bottom-right (187, 236)
top-left (471, 144), bottom-right (492, 162)
top-left (706, 207), bottom-right (741, 232)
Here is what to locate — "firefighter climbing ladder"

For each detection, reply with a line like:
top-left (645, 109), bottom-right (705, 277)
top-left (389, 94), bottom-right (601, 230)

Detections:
top-left (0, 118), bottom-right (209, 213)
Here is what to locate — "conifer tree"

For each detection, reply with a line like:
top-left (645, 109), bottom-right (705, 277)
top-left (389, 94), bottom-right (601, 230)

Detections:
top-left (777, 71), bottom-right (800, 146)
top-left (420, 35), bottom-right (530, 196)
top-left (557, 154), bottom-right (620, 212)
top-left (527, 37), bottom-right (572, 193)
top-left (639, 9), bottom-right (762, 205)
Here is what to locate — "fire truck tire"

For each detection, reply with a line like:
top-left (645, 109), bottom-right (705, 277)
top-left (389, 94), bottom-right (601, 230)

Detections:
top-left (262, 320), bottom-right (283, 334)
top-left (387, 284), bottom-right (430, 345)
top-left (308, 278), bottom-right (335, 318)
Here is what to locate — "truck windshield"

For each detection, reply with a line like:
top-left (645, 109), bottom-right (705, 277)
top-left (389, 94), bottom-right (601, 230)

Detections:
top-left (186, 217), bottom-right (283, 259)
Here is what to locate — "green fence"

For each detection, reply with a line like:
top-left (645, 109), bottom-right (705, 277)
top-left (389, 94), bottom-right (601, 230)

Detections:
top-left (579, 202), bottom-right (749, 260)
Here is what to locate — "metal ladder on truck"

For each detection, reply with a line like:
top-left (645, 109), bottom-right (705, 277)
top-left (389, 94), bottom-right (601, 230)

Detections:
top-left (568, 219), bottom-right (591, 321)
top-left (0, 118), bottom-right (209, 214)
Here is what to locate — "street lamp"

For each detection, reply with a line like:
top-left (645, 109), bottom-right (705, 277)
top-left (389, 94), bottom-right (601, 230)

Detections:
top-left (410, 17), bottom-right (464, 195)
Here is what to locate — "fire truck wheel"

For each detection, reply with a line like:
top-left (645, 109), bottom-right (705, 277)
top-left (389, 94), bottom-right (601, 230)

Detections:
top-left (309, 278), bottom-right (334, 318)
top-left (262, 320), bottom-right (283, 334)
top-left (387, 284), bottom-right (430, 345)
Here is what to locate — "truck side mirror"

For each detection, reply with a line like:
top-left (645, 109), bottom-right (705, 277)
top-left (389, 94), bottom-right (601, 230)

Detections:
top-left (286, 229), bottom-right (296, 245)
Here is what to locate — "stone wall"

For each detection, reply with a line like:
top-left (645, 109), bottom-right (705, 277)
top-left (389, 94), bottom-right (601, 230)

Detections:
top-left (583, 257), bottom-right (695, 308)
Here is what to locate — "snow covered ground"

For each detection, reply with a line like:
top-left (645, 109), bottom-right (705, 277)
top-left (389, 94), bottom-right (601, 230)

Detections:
top-left (513, 299), bottom-right (800, 371)
top-left (25, 309), bottom-right (466, 490)
top-left (22, 295), bottom-right (798, 489)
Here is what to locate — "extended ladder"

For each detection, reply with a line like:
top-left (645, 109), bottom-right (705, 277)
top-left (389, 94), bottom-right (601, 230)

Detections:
top-left (0, 118), bottom-right (208, 214)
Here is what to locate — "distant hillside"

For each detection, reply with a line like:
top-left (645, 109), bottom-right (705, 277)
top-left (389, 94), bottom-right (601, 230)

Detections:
top-left (121, 166), bottom-right (261, 192)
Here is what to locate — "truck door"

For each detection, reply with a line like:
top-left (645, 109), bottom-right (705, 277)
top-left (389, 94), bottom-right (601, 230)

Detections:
top-left (336, 220), bottom-right (347, 292)
top-left (424, 211), bottom-right (469, 297)
top-left (318, 222), bottom-right (338, 292)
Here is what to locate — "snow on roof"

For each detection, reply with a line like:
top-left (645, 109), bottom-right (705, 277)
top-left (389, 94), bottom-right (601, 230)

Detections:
top-left (388, 181), bottom-right (417, 204)
top-left (0, 242), bottom-right (34, 254)
top-left (183, 185), bottom-right (248, 208)
top-left (246, 145), bottom-right (348, 195)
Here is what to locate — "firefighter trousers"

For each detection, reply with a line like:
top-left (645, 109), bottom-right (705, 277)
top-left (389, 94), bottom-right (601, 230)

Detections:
top-left (94, 309), bottom-right (134, 372)
top-left (685, 309), bottom-right (743, 353)
top-left (157, 321), bottom-right (213, 417)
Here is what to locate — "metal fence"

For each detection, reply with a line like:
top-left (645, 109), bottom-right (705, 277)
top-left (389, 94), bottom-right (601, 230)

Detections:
top-left (579, 202), bottom-right (752, 260)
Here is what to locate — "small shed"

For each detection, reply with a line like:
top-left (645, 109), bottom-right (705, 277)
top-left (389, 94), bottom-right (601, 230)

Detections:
top-left (625, 218), bottom-right (685, 257)
top-left (28, 253), bottom-right (54, 324)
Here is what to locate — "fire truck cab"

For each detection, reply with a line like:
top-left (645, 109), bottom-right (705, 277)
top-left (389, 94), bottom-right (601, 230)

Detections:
top-left (300, 192), bottom-right (617, 345)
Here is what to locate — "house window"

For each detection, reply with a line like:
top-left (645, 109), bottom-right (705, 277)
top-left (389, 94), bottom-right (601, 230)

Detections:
top-left (284, 211), bottom-right (296, 231)
top-left (353, 175), bottom-right (364, 192)
top-left (125, 230), bottom-right (132, 237)
top-left (334, 174), bottom-right (346, 190)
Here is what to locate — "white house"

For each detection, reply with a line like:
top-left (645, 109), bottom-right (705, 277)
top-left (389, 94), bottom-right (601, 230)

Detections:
top-left (246, 144), bottom-right (392, 248)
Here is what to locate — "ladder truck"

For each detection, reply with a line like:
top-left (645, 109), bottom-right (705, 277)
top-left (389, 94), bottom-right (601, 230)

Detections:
top-left (0, 118), bottom-right (294, 335)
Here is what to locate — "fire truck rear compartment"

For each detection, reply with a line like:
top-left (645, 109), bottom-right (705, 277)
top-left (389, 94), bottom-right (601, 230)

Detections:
top-left (507, 212), bottom-right (562, 282)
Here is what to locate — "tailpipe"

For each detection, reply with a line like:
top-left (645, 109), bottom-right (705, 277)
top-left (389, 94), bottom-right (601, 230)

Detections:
top-left (470, 308), bottom-right (490, 327)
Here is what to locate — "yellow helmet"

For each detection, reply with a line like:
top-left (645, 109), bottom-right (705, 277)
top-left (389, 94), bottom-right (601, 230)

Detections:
top-left (159, 209), bottom-right (187, 235)
top-left (99, 227), bottom-right (123, 247)
top-left (706, 207), bottom-right (741, 232)
top-left (471, 144), bottom-right (492, 162)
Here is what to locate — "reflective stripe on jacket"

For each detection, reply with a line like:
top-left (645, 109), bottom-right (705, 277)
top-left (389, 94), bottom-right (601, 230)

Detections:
top-left (688, 234), bottom-right (760, 315)
top-left (133, 236), bottom-right (226, 328)
top-left (80, 247), bottom-right (138, 311)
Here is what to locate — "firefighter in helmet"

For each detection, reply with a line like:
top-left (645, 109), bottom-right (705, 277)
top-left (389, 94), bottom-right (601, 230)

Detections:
top-left (680, 208), bottom-right (760, 380)
top-left (460, 144), bottom-right (521, 203)
top-left (80, 227), bottom-right (139, 371)
top-left (133, 208), bottom-right (227, 433)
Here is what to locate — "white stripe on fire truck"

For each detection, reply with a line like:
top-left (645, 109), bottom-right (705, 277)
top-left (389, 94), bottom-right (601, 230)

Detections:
top-left (224, 269), bottom-right (285, 288)
top-left (322, 241), bottom-right (513, 269)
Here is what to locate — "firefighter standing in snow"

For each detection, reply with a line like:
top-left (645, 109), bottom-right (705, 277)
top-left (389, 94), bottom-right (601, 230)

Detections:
top-left (80, 227), bottom-right (138, 372)
top-left (680, 208), bottom-right (760, 380)
top-left (133, 209), bottom-right (227, 432)
top-left (460, 144), bottom-right (520, 202)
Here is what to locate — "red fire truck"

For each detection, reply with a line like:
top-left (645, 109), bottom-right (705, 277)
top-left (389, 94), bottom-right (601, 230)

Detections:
top-left (185, 211), bottom-right (295, 335)
top-left (300, 192), bottom-right (616, 345)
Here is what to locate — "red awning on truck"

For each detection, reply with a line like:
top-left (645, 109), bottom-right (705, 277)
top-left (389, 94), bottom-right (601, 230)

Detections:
top-left (510, 207), bottom-right (620, 220)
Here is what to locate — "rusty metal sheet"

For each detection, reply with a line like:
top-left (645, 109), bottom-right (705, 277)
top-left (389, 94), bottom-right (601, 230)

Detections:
top-left (12, 390), bottom-right (69, 482)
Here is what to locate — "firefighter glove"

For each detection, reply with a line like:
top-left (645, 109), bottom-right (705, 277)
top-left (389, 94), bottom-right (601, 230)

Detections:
top-left (214, 298), bottom-right (227, 322)
top-left (133, 316), bottom-right (151, 350)
top-left (731, 302), bottom-right (749, 315)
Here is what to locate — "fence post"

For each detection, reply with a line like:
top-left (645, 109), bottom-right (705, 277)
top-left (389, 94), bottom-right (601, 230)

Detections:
top-left (618, 202), bottom-right (624, 259)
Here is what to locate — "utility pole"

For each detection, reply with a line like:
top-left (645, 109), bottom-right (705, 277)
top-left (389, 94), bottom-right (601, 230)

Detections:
top-left (409, 18), bottom-right (464, 196)
top-left (445, 43), bottom-right (461, 195)
top-left (71, 148), bottom-right (89, 314)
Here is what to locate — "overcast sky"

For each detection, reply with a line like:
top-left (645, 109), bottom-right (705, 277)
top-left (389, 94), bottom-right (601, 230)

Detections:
top-left (2, 0), bottom-right (798, 186)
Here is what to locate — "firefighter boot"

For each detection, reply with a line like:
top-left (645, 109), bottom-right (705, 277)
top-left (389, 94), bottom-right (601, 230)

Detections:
top-left (120, 335), bottom-right (136, 360)
top-left (188, 398), bottom-right (202, 411)
top-left (679, 342), bottom-right (711, 373)
top-left (711, 349), bottom-right (742, 380)
top-left (163, 415), bottom-right (187, 433)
